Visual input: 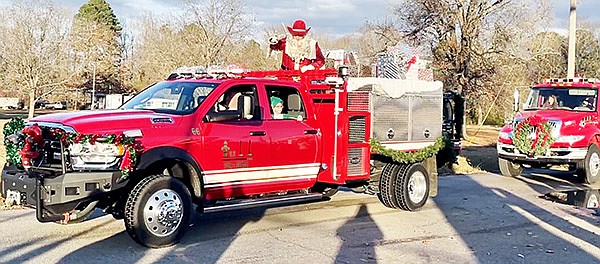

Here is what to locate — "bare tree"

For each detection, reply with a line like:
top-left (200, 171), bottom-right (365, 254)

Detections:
top-left (180, 0), bottom-right (255, 65)
top-left (70, 18), bottom-right (122, 108)
top-left (127, 0), bottom-right (256, 88)
top-left (385, 0), bottom-right (553, 125)
top-left (0, 0), bottom-right (72, 118)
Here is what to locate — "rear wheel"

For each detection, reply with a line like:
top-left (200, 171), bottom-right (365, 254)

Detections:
top-left (498, 157), bottom-right (523, 177)
top-left (395, 163), bottom-right (430, 211)
top-left (377, 162), bottom-right (430, 211)
top-left (124, 175), bottom-right (192, 248)
top-left (377, 163), bottom-right (402, 209)
top-left (577, 144), bottom-right (600, 184)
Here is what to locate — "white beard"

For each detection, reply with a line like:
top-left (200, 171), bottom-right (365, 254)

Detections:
top-left (286, 36), bottom-right (315, 61)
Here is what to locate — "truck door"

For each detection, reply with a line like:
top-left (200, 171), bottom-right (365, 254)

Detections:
top-left (200, 84), bottom-right (271, 196)
top-left (264, 85), bottom-right (320, 182)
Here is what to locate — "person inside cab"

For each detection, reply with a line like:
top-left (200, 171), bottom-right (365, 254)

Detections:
top-left (581, 97), bottom-right (595, 110)
top-left (544, 95), bottom-right (558, 109)
top-left (270, 96), bottom-right (303, 121)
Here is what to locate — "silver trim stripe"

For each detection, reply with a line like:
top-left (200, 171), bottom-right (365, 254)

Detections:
top-left (203, 163), bottom-right (320, 186)
top-left (205, 176), bottom-right (317, 188)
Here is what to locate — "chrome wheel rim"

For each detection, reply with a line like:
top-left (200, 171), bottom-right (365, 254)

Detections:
top-left (589, 152), bottom-right (600, 177)
top-left (587, 194), bottom-right (599, 208)
top-left (143, 189), bottom-right (183, 237)
top-left (408, 171), bottom-right (427, 203)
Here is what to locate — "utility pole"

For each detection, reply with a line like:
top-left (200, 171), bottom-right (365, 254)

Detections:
top-left (91, 62), bottom-right (96, 110)
top-left (567, 0), bottom-right (577, 78)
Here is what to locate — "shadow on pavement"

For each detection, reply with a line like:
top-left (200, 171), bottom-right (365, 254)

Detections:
top-left (335, 204), bottom-right (382, 264)
top-left (434, 173), bottom-right (600, 263)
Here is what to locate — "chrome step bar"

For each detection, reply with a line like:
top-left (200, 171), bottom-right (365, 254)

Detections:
top-left (202, 193), bottom-right (323, 213)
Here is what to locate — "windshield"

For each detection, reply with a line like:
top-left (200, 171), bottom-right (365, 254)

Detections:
top-left (121, 81), bottom-right (218, 114)
top-left (524, 87), bottom-right (598, 112)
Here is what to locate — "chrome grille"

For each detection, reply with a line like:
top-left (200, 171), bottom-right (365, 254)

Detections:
top-left (513, 119), bottom-right (562, 139)
top-left (347, 148), bottom-right (365, 176)
top-left (348, 116), bottom-right (366, 143)
top-left (347, 91), bottom-right (370, 112)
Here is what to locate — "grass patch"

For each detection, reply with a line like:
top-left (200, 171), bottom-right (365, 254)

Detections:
top-left (451, 156), bottom-right (483, 174)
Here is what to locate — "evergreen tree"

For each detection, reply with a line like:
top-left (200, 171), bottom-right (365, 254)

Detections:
top-left (75, 0), bottom-right (122, 34)
top-left (72, 0), bottom-right (127, 103)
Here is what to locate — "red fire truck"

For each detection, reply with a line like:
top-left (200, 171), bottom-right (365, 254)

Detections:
top-left (497, 77), bottom-right (600, 184)
top-left (2, 68), bottom-right (452, 247)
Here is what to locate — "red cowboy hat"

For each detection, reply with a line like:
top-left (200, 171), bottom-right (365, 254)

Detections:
top-left (287, 19), bottom-right (311, 36)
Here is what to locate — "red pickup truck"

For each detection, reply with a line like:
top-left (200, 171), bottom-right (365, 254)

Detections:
top-left (2, 68), bottom-right (449, 247)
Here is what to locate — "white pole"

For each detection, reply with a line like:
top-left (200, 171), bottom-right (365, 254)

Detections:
top-left (567, 0), bottom-right (577, 78)
top-left (91, 62), bottom-right (96, 110)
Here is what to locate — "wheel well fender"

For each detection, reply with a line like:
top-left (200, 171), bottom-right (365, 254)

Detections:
top-left (136, 147), bottom-right (203, 200)
top-left (590, 134), bottom-right (600, 147)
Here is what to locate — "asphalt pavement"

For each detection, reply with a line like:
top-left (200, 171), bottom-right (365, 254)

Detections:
top-left (0, 170), bottom-right (599, 264)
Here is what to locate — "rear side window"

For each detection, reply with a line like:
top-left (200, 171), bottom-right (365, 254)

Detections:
top-left (266, 85), bottom-right (305, 120)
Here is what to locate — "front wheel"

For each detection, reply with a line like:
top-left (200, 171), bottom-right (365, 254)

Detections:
top-left (498, 157), bottom-right (523, 177)
top-left (577, 144), bottom-right (600, 184)
top-left (124, 175), bottom-right (192, 248)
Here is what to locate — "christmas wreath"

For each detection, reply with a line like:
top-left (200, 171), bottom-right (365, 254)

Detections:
top-left (512, 115), bottom-right (555, 157)
top-left (370, 136), bottom-right (447, 164)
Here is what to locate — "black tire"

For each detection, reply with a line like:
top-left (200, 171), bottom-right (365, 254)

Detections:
top-left (394, 163), bottom-right (430, 211)
top-left (124, 175), bottom-right (192, 248)
top-left (377, 163), bottom-right (403, 209)
top-left (577, 144), bottom-right (600, 184)
top-left (584, 190), bottom-right (600, 208)
top-left (498, 157), bottom-right (523, 177)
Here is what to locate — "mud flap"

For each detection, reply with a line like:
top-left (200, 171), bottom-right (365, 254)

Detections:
top-left (422, 156), bottom-right (438, 197)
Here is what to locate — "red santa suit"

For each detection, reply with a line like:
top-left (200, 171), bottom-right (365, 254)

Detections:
top-left (269, 20), bottom-right (325, 71)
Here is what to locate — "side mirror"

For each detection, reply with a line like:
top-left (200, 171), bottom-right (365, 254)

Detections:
top-left (338, 66), bottom-right (349, 80)
top-left (513, 88), bottom-right (520, 112)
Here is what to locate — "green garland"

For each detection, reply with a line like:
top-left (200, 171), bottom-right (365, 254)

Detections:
top-left (512, 115), bottom-right (554, 157)
top-left (3, 117), bottom-right (26, 166)
top-left (370, 136), bottom-right (447, 164)
top-left (49, 129), bottom-right (141, 179)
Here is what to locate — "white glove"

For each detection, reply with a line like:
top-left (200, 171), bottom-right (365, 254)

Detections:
top-left (300, 64), bottom-right (315, 73)
top-left (268, 37), bottom-right (279, 45)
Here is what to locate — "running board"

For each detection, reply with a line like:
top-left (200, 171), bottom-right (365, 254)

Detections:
top-left (202, 193), bottom-right (323, 213)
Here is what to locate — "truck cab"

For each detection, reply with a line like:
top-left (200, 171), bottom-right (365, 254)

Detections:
top-left (497, 78), bottom-right (600, 184)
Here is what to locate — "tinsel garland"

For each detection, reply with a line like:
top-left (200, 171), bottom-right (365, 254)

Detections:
top-left (370, 136), bottom-right (447, 164)
top-left (3, 117), bottom-right (26, 166)
top-left (48, 128), bottom-right (142, 178)
top-left (2, 117), bottom-right (141, 178)
top-left (512, 115), bottom-right (554, 157)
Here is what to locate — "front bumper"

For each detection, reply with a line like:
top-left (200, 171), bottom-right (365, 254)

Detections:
top-left (496, 143), bottom-right (587, 164)
top-left (2, 164), bottom-right (125, 211)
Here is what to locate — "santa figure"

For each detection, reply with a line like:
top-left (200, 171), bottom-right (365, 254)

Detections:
top-left (269, 19), bottom-right (325, 72)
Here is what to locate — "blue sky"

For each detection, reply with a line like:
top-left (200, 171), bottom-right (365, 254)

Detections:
top-left (21, 0), bottom-right (600, 36)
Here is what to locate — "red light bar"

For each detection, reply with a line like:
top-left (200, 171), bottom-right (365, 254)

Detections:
top-left (543, 77), bottom-right (600, 84)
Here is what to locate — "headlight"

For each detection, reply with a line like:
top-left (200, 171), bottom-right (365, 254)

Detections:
top-left (555, 135), bottom-right (585, 145)
top-left (69, 142), bottom-right (125, 164)
top-left (498, 131), bottom-right (511, 140)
